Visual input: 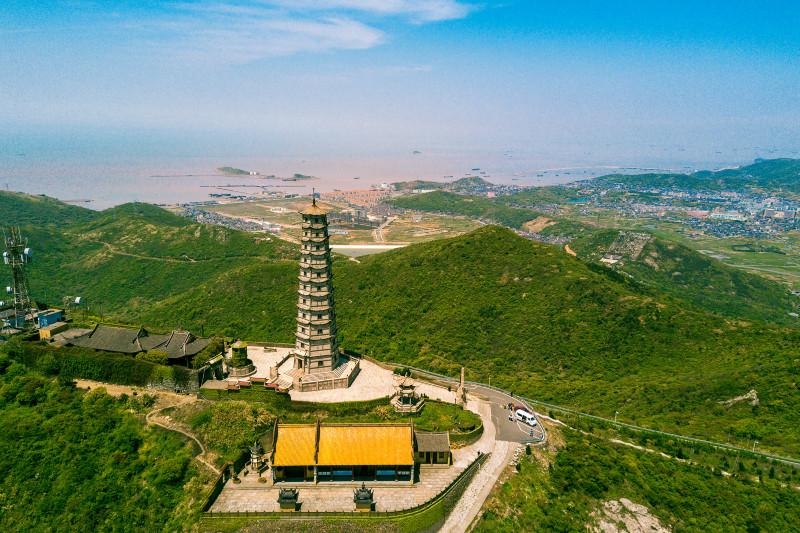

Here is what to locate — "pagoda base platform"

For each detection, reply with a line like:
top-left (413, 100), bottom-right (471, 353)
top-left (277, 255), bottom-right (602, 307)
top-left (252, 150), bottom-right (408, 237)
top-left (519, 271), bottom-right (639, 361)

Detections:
top-left (271, 356), bottom-right (360, 392)
top-left (227, 364), bottom-right (256, 378)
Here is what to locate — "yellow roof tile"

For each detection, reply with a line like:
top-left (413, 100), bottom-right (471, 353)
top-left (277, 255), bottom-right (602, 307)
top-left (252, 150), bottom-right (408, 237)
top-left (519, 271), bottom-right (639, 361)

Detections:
top-left (317, 425), bottom-right (413, 466)
top-left (272, 425), bottom-right (317, 467)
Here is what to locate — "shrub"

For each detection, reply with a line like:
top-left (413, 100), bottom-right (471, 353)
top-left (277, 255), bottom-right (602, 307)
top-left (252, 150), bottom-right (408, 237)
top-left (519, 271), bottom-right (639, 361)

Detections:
top-left (193, 337), bottom-right (224, 369)
top-left (37, 353), bottom-right (60, 376)
top-left (137, 351), bottom-right (168, 365)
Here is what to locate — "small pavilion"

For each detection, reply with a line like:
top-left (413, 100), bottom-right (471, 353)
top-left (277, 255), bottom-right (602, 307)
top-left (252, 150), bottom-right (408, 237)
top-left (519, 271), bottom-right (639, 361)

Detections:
top-left (391, 376), bottom-right (425, 413)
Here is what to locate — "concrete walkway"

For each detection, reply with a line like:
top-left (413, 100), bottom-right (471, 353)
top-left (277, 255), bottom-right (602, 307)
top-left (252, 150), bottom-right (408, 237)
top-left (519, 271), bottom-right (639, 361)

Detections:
top-left (287, 358), bottom-right (458, 403)
top-left (438, 394), bottom-right (535, 533)
top-left (439, 441), bottom-right (515, 533)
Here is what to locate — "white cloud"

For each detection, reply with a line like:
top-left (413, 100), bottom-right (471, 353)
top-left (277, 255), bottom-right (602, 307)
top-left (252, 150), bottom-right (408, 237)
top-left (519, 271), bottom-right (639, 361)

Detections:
top-left (136, 6), bottom-right (383, 64)
top-left (265, 0), bottom-right (473, 21)
top-left (131, 0), bottom-right (473, 65)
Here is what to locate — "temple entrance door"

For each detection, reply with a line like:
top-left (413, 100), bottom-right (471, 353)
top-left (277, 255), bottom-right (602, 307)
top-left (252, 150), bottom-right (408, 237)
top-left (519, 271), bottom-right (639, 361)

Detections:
top-left (355, 465), bottom-right (372, 481)
top-left (285, 466), bottom-right (306, 482)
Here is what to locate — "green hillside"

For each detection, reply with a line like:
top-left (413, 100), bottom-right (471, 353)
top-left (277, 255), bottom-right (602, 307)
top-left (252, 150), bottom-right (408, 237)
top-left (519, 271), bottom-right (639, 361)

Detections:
top-left (22, 200), bottom-right (297, 324)
top-left (388, 190), bottom-right (545, 229)
top-left (386, 190), bottom-right (592, 239)
top-left (332, 226), bottom-right (800, 455)
top-left (497, 185), bottom-right (581, 205)
top-left (595, 158), bottom-right (800, 194)
top-left (392, 179), bottom-right (446, 190)
top-left (216, 166), bottom-right (250, 175)
top-left (0, 358), bottom-right (205, 531)
top-left (392, 176), bottom-right (493, 192)
top-left (478, 428), bottom-right (800, 532)
top-left (7, 194), bottom-right (800, 457)
top-left (570, 229), bottom-right (798, 325)
top-left (1, 191), bottom-right (100, 227)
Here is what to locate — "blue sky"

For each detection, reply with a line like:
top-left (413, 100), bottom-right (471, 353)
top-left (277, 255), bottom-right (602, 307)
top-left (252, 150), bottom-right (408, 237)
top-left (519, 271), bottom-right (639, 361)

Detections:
top-left (2, 1), bottom-right (799, 160)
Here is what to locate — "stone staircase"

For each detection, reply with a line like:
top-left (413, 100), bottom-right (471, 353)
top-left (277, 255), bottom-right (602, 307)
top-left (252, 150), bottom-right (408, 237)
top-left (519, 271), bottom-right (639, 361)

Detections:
top-left (271, 376), bottom-right (293, 390)
top-left (332, 358), bottom-right (353, 378)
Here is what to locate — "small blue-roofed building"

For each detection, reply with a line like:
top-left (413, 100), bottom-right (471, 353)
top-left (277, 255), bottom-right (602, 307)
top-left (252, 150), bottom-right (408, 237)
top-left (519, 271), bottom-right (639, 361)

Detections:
top-left (37, 309), bottom-right (63, 328)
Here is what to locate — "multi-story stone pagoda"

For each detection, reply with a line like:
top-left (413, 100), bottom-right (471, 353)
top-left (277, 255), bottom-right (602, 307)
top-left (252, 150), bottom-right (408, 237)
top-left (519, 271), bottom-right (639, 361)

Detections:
top-left (293, 196), bottom-right (340, 373)
top-left (278, 196), bottom-right (358, 391)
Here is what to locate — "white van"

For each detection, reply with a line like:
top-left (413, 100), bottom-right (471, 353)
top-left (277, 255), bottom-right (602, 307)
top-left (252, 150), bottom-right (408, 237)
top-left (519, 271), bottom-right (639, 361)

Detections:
top-left (515, 409), bottom-right (537, 426)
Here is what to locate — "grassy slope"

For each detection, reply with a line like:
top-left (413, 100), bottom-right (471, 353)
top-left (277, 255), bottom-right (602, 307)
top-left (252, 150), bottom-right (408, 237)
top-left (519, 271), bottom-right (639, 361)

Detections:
top-left (333, 226), bottom-right (800, 455)
top-left (386, 190), bottom-right (593, 239)
top-left (476, 427), bottom-right (800, 533)
top-left (22, 199), bottom-right (298, 327)
top-left (496, 185), bottom-right (580, 205)
top-left (388, 188), bottom-right (798, 325)
top-left (1, 190), bottom-right (101, 227)
top-left (392, 176), bottom-right (493, 192)
top-left (570, 229), bottom-right (798, 325)
top-left (387, 190), bottom-right (547, 230)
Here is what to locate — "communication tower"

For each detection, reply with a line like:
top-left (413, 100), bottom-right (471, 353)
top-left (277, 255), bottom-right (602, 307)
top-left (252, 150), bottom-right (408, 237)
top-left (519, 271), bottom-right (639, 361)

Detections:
top-left (3, 227), bottom-right (36, 329)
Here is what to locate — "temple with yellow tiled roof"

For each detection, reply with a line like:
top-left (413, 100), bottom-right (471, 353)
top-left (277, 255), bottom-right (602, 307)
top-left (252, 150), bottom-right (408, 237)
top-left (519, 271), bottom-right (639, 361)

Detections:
top-left (268, 420), bottom-right (451, 484)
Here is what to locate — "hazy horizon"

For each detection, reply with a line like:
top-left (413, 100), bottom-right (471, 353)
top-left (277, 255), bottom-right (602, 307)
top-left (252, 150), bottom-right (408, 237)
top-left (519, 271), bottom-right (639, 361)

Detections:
top-left (2, 1), bottom-right (798, 167)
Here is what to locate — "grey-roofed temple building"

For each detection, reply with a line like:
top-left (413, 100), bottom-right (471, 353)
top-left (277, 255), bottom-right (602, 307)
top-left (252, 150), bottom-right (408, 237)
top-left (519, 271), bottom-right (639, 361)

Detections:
top-left (67, 324), bottom-right (212, 366)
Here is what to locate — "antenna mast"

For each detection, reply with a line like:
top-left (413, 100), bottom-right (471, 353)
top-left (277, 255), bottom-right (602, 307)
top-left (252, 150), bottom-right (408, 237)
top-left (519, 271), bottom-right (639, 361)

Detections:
top-left (3, 227), bottom-right (36, 329)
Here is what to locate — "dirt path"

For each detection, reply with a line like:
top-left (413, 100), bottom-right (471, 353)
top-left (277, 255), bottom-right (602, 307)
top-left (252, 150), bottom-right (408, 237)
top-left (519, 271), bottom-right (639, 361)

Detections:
top-left (92, 240), bottom-right (197, 263)
top-left (565, 244), bottom-right (577, 256)
top-left (74, 379), bottom-right (217, 473)
top-left (147, 404), bottom-right (219, 473)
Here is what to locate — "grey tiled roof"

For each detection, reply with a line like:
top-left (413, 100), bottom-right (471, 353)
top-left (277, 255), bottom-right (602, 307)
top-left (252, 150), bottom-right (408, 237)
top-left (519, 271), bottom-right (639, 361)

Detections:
top-left (70, 325), bottom-right (212, 358)
top-left (414, 431), bottom-right (450, 453)
top-left (70, 325), bottom-right (144, 353)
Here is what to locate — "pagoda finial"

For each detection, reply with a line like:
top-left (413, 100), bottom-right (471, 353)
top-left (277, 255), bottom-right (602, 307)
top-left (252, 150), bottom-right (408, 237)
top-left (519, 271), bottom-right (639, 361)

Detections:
top-left (312, 187), bottom-right (316, 206)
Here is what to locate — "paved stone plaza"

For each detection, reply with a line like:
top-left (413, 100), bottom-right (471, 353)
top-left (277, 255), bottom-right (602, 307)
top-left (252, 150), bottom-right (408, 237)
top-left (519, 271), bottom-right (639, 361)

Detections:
top-left (241, 346), bottom-right (293, 379)
top-left (210, 465), bottom-right (464, 513)
top-left (220, 348), bottom-right (458, 404)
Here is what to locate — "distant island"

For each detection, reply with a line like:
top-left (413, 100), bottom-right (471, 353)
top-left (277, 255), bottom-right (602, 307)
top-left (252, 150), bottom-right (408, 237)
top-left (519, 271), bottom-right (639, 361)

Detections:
top-left (216, 167), bottom-right (318, 181)
top-left (216, 166), bottom-right (251, 176)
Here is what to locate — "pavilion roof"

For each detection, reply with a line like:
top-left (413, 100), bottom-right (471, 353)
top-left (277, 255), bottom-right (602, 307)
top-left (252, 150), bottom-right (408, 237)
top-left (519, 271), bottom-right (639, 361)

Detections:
top-left (300, 203), bottom-right (328, 215)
